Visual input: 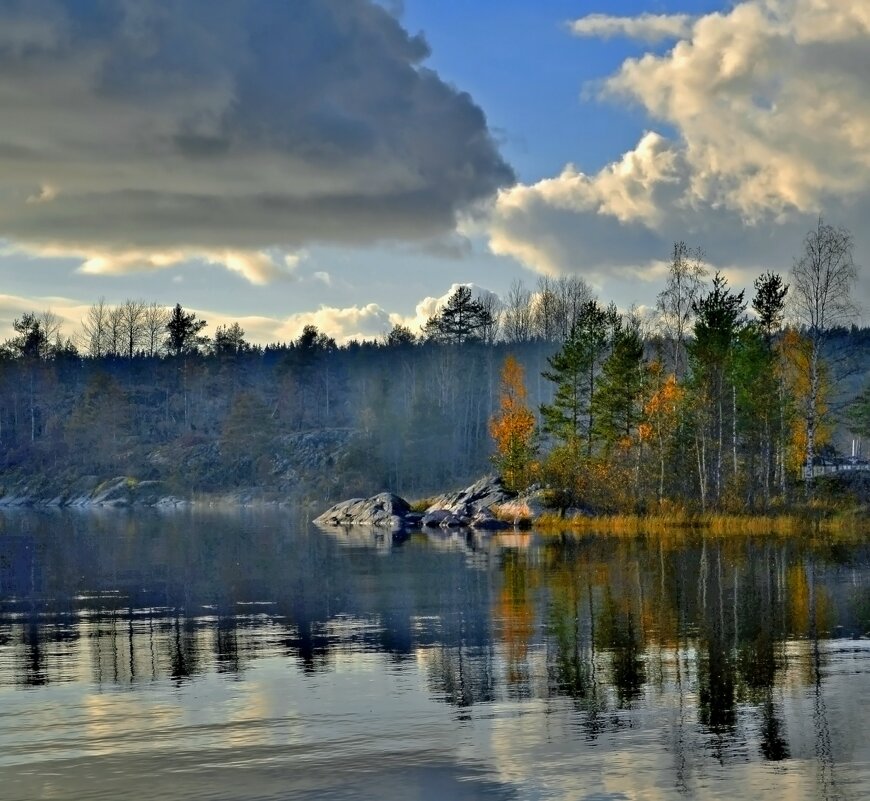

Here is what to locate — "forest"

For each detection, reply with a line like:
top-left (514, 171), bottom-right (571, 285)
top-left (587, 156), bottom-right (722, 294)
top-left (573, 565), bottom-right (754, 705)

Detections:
top-left (0, 221), bottom-right (867, 512)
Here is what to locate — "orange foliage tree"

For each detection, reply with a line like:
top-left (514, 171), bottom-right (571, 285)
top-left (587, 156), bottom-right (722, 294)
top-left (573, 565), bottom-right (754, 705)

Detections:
top-left (640, 361), bottom-right (686, 504)
top-left (490, 355), bottom-right (537, 490)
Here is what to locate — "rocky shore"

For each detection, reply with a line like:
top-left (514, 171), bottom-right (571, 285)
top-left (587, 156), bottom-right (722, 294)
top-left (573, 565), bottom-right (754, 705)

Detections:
top-left (313, 475), bottom-right (537, 531)
top-left (0, 476), bottom-right (191, 508)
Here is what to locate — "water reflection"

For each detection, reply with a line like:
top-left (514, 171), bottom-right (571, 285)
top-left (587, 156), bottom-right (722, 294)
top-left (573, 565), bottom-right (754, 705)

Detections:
top-left (0, 510), bottom-right (867, 800)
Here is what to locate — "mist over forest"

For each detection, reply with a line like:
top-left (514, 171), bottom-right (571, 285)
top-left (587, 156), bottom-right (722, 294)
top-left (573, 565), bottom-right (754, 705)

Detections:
top-left (1, 235), bottom-right (867, 511)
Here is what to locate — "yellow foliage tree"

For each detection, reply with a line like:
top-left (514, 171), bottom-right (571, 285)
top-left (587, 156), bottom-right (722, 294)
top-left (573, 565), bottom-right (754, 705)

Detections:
top-left (778, 329), bottom-right (831, 475)
top-left (490, 355), bottom-right (537, 490)
top-left (641, 362), bottom-right (686, 503)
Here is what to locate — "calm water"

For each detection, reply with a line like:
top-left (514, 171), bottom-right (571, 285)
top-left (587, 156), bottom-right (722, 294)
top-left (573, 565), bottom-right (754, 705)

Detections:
top-left (0, 510), bottom-right (867, 801)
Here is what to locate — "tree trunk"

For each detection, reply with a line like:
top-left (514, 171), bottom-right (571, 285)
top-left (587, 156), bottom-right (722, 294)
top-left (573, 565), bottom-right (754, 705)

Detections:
top-left (731, 382), bottom-right (738, 481)
top-left (805, 343), bottom-right (819, 497)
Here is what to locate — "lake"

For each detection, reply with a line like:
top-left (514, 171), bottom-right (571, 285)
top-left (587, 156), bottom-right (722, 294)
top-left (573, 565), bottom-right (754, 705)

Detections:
top-left (0, 509), bottom-right (867, 800)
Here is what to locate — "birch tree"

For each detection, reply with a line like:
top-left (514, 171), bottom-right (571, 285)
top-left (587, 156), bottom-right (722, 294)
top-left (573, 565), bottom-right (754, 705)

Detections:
top-left (790, 220), bottom-right (858, 486)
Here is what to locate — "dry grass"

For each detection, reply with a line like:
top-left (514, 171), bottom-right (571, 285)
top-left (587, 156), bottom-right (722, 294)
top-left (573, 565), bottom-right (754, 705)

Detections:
top-left (491, 500), bottom-right (535, 528)
top-left (534, 510), bottom-right (868, 539)
top-left (408, 497), bottom-right (436, 513)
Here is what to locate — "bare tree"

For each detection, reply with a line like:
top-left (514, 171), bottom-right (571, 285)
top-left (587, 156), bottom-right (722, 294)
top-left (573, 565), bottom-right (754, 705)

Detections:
top-left (143, 303), bottom-right (170, 357)
top-left (37, 309), bottom-right (63, 353)
top-left (120, 299), bottom-right (147, 359)
top-left (656, 242), bottom-right (707, 376)
top-left (560, 275), bottom-right (593, 337)
top-left (502, 279), bottom-right (534, 343)
top-left (80, 297), bottom-right (110, 357)
top-left (478, 292), bottom-right (502, 344)
top-left (791, 219), bottom-right (859, 483)
top-left (107, 306), bottom-right (124, 356)
top-left (533, 276), bottom-right (560, 341)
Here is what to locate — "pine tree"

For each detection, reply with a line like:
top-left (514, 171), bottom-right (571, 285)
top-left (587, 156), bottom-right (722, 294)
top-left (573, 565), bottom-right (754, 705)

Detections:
top-left (540, 331), bottom-right (588, 453)
top-left (540, 300), bottom-right (611, 455)
top-left (592, 319), bottom-right (646, 453)
top-left (687, 272), bottom-right (746, 505)
top-left (423, 286), bottom-right (494, 345)
top-left (165, 304), bottom-right (208, 356)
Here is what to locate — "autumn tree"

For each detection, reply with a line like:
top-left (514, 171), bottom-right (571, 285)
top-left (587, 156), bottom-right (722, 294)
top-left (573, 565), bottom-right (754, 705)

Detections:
top-left (790, 219), bottom-right (858, 486)
top-left (490, 355), bottom-right (536, 489)
top-left (640, 364), bottom-right (686, 503)
top-left (779, 328), bottom-right (832, 476)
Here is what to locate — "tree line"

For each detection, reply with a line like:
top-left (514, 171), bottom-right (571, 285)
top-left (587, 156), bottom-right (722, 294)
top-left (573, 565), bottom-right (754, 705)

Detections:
top-left (491, 220), bottom-right (865, 511)
top-left (0, 219), bottom-right (865, 507)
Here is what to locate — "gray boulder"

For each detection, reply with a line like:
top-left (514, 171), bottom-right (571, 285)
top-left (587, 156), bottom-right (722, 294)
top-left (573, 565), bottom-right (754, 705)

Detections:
top-left (314, 492), bottom-right (412, 528)
top-left (421, 509), bottom-right (453, 528)
top-left (425, 475), bottom-right (515, 517)
top-left (471, 509), bottom-right (511, 531)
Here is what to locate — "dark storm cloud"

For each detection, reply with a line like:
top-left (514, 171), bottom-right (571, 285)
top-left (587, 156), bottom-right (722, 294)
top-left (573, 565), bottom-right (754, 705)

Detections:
top-left (0, 0), bottom-right (513, 278)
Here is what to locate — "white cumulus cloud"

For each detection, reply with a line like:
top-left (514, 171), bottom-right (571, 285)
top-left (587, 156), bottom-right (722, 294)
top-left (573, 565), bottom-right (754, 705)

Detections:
top-left (569, 13), bottom-right (694, 43)
top-left (488, 0), bottom-right (870, 309)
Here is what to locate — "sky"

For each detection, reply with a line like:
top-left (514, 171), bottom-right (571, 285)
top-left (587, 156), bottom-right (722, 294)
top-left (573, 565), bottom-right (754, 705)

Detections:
top-left (0, 0), bottom-right (867, 344)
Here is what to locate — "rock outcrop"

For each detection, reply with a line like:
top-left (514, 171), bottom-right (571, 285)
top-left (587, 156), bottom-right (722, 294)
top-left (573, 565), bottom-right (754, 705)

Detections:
top-left (420, 475), bottom-right (514, 529)
top-left (0, 475), bottom-right (187, 508)
top-left (313, 493), bottom-right (414, 529)
top-left (314, 476), bottom-right (516, 531)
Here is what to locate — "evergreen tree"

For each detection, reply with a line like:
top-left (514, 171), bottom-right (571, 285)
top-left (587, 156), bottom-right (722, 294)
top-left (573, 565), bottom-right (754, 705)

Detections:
top-left (540, 300), bottom-right (611, 456)
top-left (382, 324), bottom-right (417, 348)
top-left (592, 318), bottom-right (646, 453)
top-left (212, 323), bottom-right (250, 357)
top-left (7, 313), bottom-right (51, 360)
top-left (846, 383), bottom-right (870, 440)
top-left (746, 272), bottom-right (789, 505)
top-left (165, 304), bottom-right (208, 356)
top-left (540, 331), bottom-right (588, 452)
top-left (423, 286), bottom-right (494, 345)
top-left (752, 272), bottom-right (788, 346)
top-left (688, 272), bottom-right (746, 505)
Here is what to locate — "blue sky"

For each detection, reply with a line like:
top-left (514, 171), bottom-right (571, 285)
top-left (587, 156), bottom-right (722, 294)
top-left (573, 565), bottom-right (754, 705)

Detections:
top-left (0, 0), bottom-right (866, 344)
top-left (399, 1), bottom-right (724, 180)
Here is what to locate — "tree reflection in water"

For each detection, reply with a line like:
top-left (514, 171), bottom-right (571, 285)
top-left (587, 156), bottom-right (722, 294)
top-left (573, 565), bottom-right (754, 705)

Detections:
top-left (0, 509), bottom-right (866, 777)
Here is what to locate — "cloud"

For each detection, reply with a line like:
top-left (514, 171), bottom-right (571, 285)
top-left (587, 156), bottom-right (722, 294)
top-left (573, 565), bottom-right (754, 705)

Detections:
top-left (569, 13), bottom-right (694, 43)
top-left (488, 0), bottom-right (870, 309)
top-left (0, 293), bottom-right (91, 340)
top-left (277, 303), bottom-right (396, 343)
top-left (0, 0), bottom-right (513, 282)
top-left (399, 283), bottom-right (502, 333)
